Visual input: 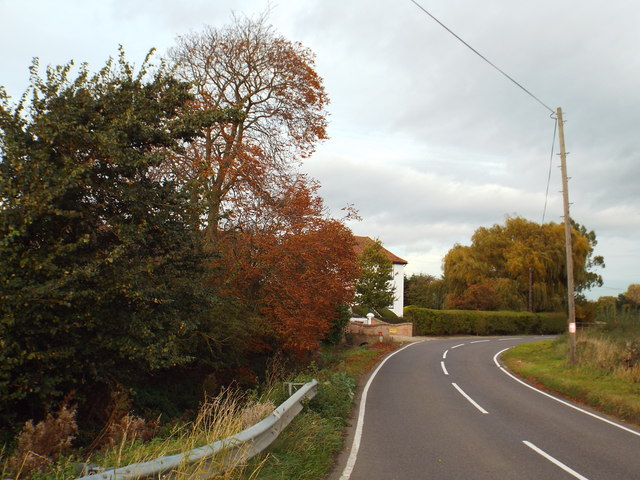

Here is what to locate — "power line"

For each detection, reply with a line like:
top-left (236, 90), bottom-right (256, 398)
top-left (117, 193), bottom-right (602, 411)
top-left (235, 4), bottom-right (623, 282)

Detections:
top-left (409, 0), bottom-right (555, 114)
top-left (541, 116), bottom-right (558, 223)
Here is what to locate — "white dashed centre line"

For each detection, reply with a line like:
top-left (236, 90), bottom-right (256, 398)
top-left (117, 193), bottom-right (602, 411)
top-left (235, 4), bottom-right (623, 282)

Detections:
top-left (523, 441), bottom-right (590, 480)
top-left (441, 361), bottom-right (449, 376)
top-left (452, 383), bottom-right (488, 414)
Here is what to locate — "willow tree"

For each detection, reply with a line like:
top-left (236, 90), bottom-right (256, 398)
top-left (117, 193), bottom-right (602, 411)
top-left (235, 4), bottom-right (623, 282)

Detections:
top-left (443, 216), bottom-right (604, 312)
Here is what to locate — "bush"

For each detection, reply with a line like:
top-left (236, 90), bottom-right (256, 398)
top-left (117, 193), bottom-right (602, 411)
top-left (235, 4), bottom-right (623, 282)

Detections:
top-left (7, 405), bottom-right (78, 478)
top-left (323, 304), bottom-right (351, 346)
top-left (350, 305), bottom-right (401, 324)
top-left (376, 308), bottom-right (401, 324)
top-left (405, 306), bottom-right (566, 336)
top-left (350, 305), bottom-right (369, 317)
top-left (308, 371), bottom-right (356, 424)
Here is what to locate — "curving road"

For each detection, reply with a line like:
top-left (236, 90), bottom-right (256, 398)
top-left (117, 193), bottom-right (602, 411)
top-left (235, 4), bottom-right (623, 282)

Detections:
top-left (334, 337), bottom-right (640, 480)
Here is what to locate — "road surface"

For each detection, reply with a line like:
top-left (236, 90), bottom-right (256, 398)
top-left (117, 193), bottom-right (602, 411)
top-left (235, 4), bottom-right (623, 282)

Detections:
top-left (335, 337), bottom-right (640, 480)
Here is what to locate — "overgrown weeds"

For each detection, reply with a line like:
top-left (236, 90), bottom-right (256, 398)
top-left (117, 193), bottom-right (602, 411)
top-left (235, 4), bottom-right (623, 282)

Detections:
top-left (577, 309), bottom-right (640, 383)
top-left (2, 342), bottom-right (400, 480)
top-left (1, 389), bottom-right (275, 480)
top-left (4, 404), bottom-right (78, 479)
top-left (87, 391), bottom-right (159, 454)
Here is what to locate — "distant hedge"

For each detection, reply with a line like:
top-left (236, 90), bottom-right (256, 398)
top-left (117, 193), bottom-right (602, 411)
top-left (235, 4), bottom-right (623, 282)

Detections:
top-left (404, 306), bottom-right (566, 336)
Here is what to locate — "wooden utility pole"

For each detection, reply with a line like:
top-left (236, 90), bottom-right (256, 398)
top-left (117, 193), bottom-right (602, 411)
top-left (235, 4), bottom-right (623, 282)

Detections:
top-left (557, 107), bottom-right (577, 364)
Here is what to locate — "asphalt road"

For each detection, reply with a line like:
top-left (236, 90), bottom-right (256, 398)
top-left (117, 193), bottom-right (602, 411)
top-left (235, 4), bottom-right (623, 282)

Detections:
top-left (334, 337), bottom-right (640, 480)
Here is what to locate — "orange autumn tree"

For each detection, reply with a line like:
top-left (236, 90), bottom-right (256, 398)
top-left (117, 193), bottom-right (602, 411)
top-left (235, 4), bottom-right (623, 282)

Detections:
top-left (166, 15), bottom-right (357, 355)
top-left (167, 13), bottom-right (329, 242)
top-left (221, 179), bottom-right (359, 354)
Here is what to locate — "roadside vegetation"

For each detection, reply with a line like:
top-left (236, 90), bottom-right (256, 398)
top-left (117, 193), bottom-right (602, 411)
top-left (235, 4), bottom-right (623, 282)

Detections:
top-left (502, 307), bottom-right (640, 427)
top-left (241, 342), bottom-right (397, 480)
top-left (0, 342), bottom-right (398, 479)
top-left (405, 307), bottom-right (565, 336)
top-left (0, 12), bottom-right (360, 465)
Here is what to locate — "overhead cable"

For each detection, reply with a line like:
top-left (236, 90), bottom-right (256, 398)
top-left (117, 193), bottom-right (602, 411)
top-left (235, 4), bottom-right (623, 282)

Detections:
top-left (409, 0), bottom-right (555, 114)
top-left (541, 117), bottom-right (558, 223)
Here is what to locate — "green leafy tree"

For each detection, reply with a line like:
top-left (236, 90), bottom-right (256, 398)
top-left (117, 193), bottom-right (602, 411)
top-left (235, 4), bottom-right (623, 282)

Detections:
top-left (618, 284), bottom-right (640, 311)
top-left (354, 239), bottom-right (395, 312)
top-left (0, 50), bottom-right (217, 428)
top-left (404, 273), bottom-right (447, 309)
top-left (443, 216), bottom-right (604, 312)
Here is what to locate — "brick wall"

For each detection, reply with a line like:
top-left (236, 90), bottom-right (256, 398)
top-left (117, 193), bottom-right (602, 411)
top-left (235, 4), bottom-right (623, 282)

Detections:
top-left (347, 319), bottom-right (413, 342)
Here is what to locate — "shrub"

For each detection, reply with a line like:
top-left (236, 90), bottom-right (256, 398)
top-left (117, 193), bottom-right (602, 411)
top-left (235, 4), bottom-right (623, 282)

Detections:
top-left (7, 405), bottom-right (78, 478)
top-left (350, 305), bottom-right (401, 324)
top-left (405, 306), bottom-right (566, 336)
top-left (308, 371), bottom-right (356, 424)
top-left (376, 307), bottom-right (401, 324)
top-left (323, 304), bottom-right (351, 346)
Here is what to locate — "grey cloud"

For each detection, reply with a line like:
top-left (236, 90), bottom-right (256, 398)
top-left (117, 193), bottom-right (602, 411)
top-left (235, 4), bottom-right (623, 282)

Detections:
top-left (2, 0), bottom-right (638, 296)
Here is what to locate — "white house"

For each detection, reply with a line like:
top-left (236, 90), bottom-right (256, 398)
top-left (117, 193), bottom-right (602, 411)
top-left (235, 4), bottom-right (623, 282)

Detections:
top-left (354, 236), bottom-right (408, 317)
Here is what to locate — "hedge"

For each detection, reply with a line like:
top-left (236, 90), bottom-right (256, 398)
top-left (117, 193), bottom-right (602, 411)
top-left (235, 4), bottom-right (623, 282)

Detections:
top-left (404, 306), bottom-right (566, 336)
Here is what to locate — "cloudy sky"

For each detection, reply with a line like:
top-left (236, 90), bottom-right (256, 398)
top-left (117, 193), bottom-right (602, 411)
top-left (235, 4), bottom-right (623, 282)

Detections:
top-left (2, 0), bottom-right (639, 299)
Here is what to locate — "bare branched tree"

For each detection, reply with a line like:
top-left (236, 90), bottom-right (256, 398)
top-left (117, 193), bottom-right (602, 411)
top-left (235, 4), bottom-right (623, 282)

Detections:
top-left (168, 14), bottom-right (329, 240)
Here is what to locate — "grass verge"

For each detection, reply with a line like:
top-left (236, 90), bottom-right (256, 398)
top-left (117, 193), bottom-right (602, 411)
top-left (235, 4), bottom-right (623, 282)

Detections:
top-left (502, 336), bottom-right (640, 427)
top-left (242, 342), bottom-right (399, 480)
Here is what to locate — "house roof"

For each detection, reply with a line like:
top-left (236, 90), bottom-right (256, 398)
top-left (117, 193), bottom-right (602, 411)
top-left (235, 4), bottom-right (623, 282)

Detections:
top-left (353, 236), bottom-right (408, 265)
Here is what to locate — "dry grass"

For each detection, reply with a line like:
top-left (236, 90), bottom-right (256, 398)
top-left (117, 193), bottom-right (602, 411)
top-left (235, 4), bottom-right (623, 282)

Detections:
top-left (93, 388), bottom-right (275, 479)
top-left (2, 389), bottom-right (275, 480)
top-left (87, 391), bottom-right (159, 454)
top-left (577, 331), bottom-right (640, 383)
top-left (4, 405), bottom-right (78, 479)
top-left (3, 343), bottom-right (399, 480)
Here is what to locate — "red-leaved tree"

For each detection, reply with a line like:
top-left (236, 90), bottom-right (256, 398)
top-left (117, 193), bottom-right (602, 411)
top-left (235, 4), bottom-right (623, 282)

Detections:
top-left (165, 16), bottom-right (357, 356)
top-left (218, 178), bottom-right (359, 355)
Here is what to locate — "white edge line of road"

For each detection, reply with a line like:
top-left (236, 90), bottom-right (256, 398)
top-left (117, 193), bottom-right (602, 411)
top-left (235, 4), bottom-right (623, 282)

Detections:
top-left (451, 382), bottom-right (489, 414)
top-left (441, 361), bottom-right (449, 375)
top-left (338, 341), bottom-right (423, 480)
top-left (523, 441), bottom-right (590, 480)
top-left (494, 347), bottom-right (640, 438)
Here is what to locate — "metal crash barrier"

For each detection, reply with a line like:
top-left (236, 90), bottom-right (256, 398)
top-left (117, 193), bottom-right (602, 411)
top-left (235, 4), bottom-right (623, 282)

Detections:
top-left (74, 379), bottom-right (318, 480)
